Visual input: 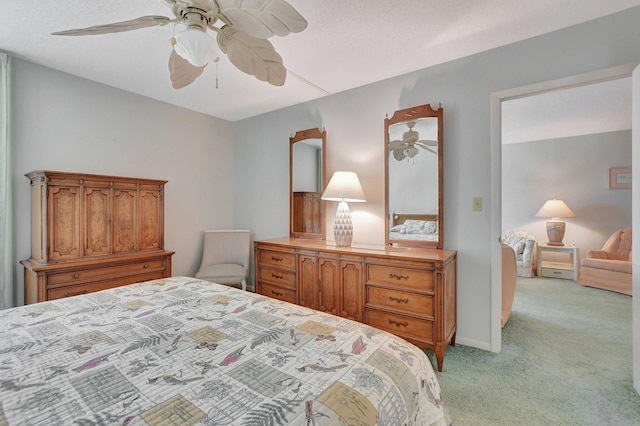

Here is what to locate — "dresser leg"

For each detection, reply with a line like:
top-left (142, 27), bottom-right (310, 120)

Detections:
top-left (435, 346), bottom-right (444, 372)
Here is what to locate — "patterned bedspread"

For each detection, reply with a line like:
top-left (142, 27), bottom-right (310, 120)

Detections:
top-left (0, 277), bottom-right (449, 425)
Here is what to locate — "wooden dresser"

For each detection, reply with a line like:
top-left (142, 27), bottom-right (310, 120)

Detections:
top-left (21, 170), bottom-right (174, 304)
top-left (254, 238), bottom-right (456, 371)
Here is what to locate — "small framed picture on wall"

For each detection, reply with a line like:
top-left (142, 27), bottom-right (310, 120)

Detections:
top-left (609, 167), bottom-right (632, 189)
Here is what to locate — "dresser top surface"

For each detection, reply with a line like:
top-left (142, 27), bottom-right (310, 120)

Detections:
top-left (255, 238), bottom-right (456, 262)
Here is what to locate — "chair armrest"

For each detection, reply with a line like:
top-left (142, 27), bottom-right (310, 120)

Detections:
top-left (521, 236), bottom-right (536, 266)
top-left (586, 250), bottom-right (609, 259)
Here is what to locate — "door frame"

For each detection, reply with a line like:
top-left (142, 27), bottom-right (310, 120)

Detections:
top-left (490, 62), bottom-right (639, 354)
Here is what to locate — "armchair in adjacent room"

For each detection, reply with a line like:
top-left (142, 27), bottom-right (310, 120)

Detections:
top-left (195, 229), bottom-right (251, 291)
top-left (579, 228), bottom-right (632, 295)
top-left (501, 230), bottom-right (537, 278)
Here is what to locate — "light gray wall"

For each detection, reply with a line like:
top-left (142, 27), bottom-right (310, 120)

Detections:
top-left (502, 130), bottom-right (632, 261)
top-left (12, 59), bottom-right (234, 305)
top-left (233, 7), bottom-right (640, 349)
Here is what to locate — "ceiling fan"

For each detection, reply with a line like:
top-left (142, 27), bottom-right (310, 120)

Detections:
top-left (52, 0), bottom-right (308, 89)
top-left (389, 121), bottom-right (438, 161)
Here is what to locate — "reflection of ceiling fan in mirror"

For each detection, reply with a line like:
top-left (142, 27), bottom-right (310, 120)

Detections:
top-left (389, 121), bottom-right (438, 161)
top-left (52, 0), bottom-right (307, 89)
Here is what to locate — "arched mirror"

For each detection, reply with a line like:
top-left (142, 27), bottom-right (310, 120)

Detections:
top-left (385, 104), bottom-right (443, 248)
top-left (290, 128), bottom-right (326, 239)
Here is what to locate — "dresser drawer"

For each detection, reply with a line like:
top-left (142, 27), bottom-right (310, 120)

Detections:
top-left (47, 259), bottom-right (166, 286)
top-left (259, 265), bottom-right (296, 288)
top-left (366, 308), bottom-right (434, 343)
top-left (259, 250), bottom-right (296, 269)
top-left (258, 282), bottom-right (297, 304)
top-left (47, 271), bottom-right (164, 300)
top-left (367, 264), bottom-right (433, 291)
top-left (366, 286), bottom-right (433, 316)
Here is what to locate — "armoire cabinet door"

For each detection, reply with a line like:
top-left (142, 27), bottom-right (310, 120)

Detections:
top-left (139, 189), bottom-right (163, 251)
top-left (113, 189), bottom-right (137, 253)
top-left (84, 187), bottom-right (111, 256)
top-left (48, 185), bottom-right (81, 261)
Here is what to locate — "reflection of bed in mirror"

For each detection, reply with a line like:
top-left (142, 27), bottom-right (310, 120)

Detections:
top-left (389, 213), bottom-right (439, 242)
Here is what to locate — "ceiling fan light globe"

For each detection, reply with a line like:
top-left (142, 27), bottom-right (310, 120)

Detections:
top-left (174, 28), bottom-right (218, 67)
top-left (406, 147), bottom-right (419, 158)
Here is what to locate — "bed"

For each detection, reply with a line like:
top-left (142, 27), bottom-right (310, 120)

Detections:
top-left (389, 213), bottom-right (439, 242)
top-left (0, 276), bottom-right (450, 425)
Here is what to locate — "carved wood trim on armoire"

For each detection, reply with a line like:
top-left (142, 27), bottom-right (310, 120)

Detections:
top-left (21, 170), bottom-right (174, 304)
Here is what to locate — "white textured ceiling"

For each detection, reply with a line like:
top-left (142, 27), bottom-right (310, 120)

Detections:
top-left (2, 0), bottom-right (639, 122)
top-left (502, 77), bottom-right (633, 144)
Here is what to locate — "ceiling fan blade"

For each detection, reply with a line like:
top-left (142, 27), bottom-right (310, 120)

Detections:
top-left (168, 49), bottom-right (206, 89)
top-left (418, 139), bottom-right (438, 146)
top-left (213, 0), bottom-right (308, 38)
top-left (218, 27), bottom-right (286, 86)
top-left (52, 16), bottom-right (173, 36)
top-left (416, 144), bottom-right (437, 155)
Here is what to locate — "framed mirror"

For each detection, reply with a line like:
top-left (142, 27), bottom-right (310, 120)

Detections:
top-left (290, 128), bottom-right (326, 239)
top-left (385, 104), bottom-right (443, 248)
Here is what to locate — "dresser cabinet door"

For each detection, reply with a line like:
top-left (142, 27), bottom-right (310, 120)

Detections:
top-left (340, 258), bottom-right (364, 322)
top-left (48, 185), bottom-right (81, 261)
top-left (298, 254), bottom-right (318, 309)
top-left (83, 186), bottom-right (111, 256)
top-left (318, 256), bottom-right (340, 315)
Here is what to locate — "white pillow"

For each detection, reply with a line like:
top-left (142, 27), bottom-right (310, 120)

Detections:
top-left (390, 224), bottom-right (407, 234)
top-left (503, 231), bottom-right (527, 254)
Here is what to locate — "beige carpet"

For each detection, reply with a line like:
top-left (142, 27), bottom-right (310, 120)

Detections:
top-left (429, 277), bottom-right (639, 425)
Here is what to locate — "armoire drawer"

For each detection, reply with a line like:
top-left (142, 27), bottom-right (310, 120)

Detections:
top-left (47, 259), bottom-right (166, 286)
top-left (366, 264), bottom-right (433, 291)
top-left (366, 286), bottom-right (434, 316)
top-left (259, 250), bottom-right (296, 269)
top-left (47, 271), bottom-right (165, 300)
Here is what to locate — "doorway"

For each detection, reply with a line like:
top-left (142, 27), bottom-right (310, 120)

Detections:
top-left (489, 63), bottom-right (638, 354)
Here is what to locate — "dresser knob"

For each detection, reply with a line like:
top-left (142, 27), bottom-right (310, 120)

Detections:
top-left (73, 273), bottom-right (79, 279)
top-left (143, 264), bottom-right (149, 268)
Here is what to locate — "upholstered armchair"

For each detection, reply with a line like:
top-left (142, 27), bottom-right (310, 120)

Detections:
top-left (195, 229), bottom-right (251, 291)
top-left (579, 228), bottom-right (632, 295)
top-left (501, 230), bottom-right (537, 278)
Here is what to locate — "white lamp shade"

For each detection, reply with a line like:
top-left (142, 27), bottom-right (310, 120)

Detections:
top-left (535, 199), bottom-right (576, 219)
top-left (174, 28), bottom-right (218, 67)
top-left (321, 171), bottom-right (366, 202)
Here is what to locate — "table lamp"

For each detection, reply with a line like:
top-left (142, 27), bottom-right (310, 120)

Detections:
top-left (535, 199), bottom-right (575, 246)
top-left (321, 171), bottom-right (366, 247)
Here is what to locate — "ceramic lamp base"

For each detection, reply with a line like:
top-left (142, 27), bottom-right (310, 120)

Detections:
top-left (546, 221), bottom-right (566, 246)
top-left (333, 201), bottom-right (353, 247)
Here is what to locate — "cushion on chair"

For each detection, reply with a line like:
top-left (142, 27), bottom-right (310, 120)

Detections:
top-left (581, 258), bottom-right (632, 274)
top-left (195, 263), bottom-right (247, 285)
top-left (502, 230), bottom-right (527, 255)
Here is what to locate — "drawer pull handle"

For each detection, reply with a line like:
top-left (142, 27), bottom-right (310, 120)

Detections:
top-left (143, 264), bottom-right (149, 268)
top-left (389, 296), bottom-right (409, 304)
top-left (271, 290), bottom-right (283, 297)
top-left (73, 273), bottom-right (80, 279)
top-left (271, 256), bottom-right (284, 262)
top-left (271, 273), bottom-right (283, 280)
top-left (389, 273), bottom-right (409, 280)
top-left (388, 319), bottom-right (409, 328)
top-left (553, 271), bottom-right (561, 275)
top-left (64, 289), bottom-right (88, 297)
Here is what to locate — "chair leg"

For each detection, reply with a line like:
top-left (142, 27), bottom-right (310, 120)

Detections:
top-left (241, 278), bottom-right (247, 291)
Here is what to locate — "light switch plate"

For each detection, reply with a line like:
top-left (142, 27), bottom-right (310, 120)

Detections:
top-left (472, 197), bottom-right (483, 211)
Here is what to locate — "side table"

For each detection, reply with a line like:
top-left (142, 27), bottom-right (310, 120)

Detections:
top-left (536, 243), bottom-right (579, 281)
